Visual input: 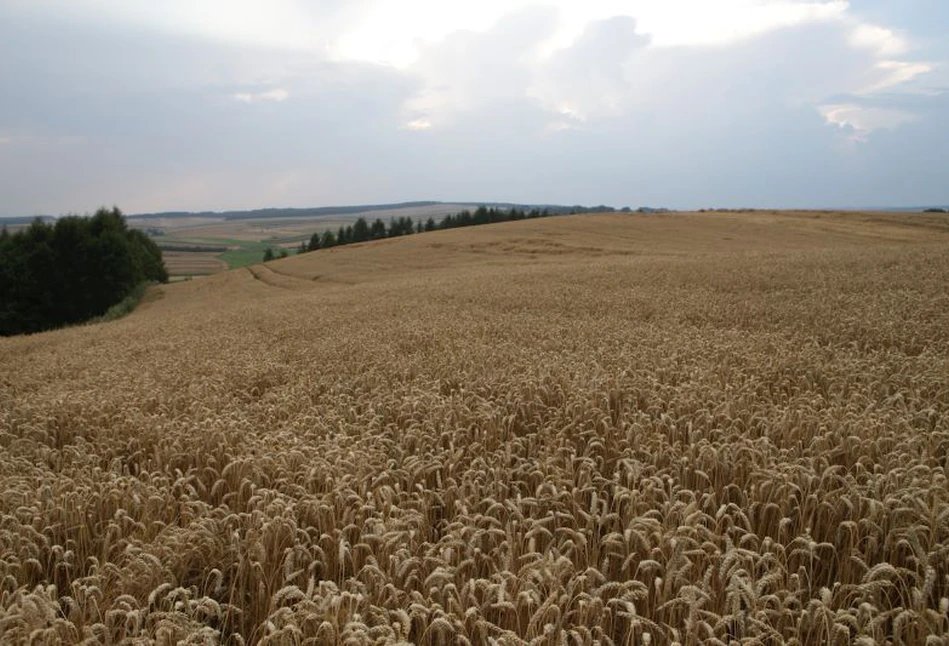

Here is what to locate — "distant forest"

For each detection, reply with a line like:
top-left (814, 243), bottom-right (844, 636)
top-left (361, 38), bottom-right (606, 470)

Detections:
top-left (0, 208), bottom-right (167, 336)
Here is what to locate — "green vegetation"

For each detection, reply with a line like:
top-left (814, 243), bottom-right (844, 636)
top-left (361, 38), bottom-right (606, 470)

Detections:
top-left (88, 281), bottom-right (153, 324)
top-left (261, 248), bottom-right (288, 262)
top-left (198, 239), bottom-right (300, 269)
top-left (298, 205), bottom-right (553, 254)
top-left (0, 207), bottom-right (167, 336)
top-left (219, 249), bottom-right (268, 269)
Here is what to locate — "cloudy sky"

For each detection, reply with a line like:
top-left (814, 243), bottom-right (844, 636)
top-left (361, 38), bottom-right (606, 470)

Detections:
top-left (0, 1), bottom-right (946, 216)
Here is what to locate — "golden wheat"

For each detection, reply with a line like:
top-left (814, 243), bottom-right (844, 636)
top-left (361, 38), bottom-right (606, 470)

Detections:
top-left (1, 211), bottom-right (948, 644)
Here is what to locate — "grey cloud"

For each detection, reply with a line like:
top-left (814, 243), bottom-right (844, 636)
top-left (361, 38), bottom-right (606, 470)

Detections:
top-left (0, 4), bottom-right (946, 216)
top-left (0, 7), bottom-right (424, 212)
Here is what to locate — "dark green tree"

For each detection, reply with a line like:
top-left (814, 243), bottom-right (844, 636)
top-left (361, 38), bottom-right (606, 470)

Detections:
top-left (387, 216), bottom-right (415, 237)
top-left (370, 218), bottom-right (387, 240)
top-left (0, 207), bottom-right (167, 336)
top-left (320, 230), bottom-right (337, 248)
top-left (352, 217), bottom-right (370, 243)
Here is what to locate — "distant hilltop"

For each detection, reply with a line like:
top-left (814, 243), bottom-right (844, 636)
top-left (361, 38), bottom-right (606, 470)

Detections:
top-left (124, 202), bottom-right (673, 221)
top-left (0, 215), bottom-right (56, 225)
top-left (129, 201), bottom-right (446, 221)
top-left (9, 202), bottom-right (949, 221)
top-left (0, 202), bottom-right (673, 224)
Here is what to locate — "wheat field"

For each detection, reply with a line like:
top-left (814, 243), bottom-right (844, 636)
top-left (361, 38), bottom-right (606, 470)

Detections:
top-left (2, 210), bottom-right (949, 644)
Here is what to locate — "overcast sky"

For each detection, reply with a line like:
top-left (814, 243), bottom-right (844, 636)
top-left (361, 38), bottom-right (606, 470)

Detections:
top-left (0, 1), bottom-right (946, 216)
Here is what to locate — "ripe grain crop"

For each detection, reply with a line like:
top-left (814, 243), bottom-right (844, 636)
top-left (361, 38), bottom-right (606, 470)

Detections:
top-left (1, 211), bottom-right (949, 644)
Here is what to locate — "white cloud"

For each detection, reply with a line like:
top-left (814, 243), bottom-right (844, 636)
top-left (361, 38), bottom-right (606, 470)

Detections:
top-left (850, 24), bottom-right (907, 56)
top-left (819, 103), bottom-right (919, 139)
top-left (328, 1), bottom-right (517, 68)
top-left (625, 0), bottom-right (848, 48)
top-left (404, 118), bottom-right (432, 131)
top-left (233, 88), bottom-right (289, 103)
top-left (9, 1), bottom-right (853, 68)
top-left (328, 1), bottom-right (853, 68)
top-left (861, 60), bottom-right (933, 93)
top-left (544, 105), bottom-right (587, 132)
top-left (556, 106), bottom-right (586, 122)
top-left (387, 1), bottom-right (932, 132)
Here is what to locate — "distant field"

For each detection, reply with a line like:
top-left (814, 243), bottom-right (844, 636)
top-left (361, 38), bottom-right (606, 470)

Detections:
top-left (161, 251), bottom-right (228, 275)
top-left (2, 210), bottom-right (949, 643)
top-left (132, 203), bottom-right (473, 276)
top-left (218, 248), bottom-right (272, 270)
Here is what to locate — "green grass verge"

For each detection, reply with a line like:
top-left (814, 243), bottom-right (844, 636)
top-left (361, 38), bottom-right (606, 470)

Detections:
top-left (88, 282), bottom-right (152, 324)
top-left (219, 249), bottom-right (267, 269)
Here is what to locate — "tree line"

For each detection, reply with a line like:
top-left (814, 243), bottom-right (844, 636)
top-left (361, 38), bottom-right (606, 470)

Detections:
top-left (284, 206), bottom-right (555, 258)
top-left (0, 207), bottom-right (168, 336)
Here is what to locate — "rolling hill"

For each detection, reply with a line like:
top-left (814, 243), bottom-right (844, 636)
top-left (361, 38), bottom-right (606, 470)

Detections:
top-left (1, 210), bottom-right (948, 644)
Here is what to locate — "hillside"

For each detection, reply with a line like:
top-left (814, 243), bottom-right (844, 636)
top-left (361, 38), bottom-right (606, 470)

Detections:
top-left (122, 201), bottom-right (625, 277)
top-left (1, 210), bottom-right (949, 644)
